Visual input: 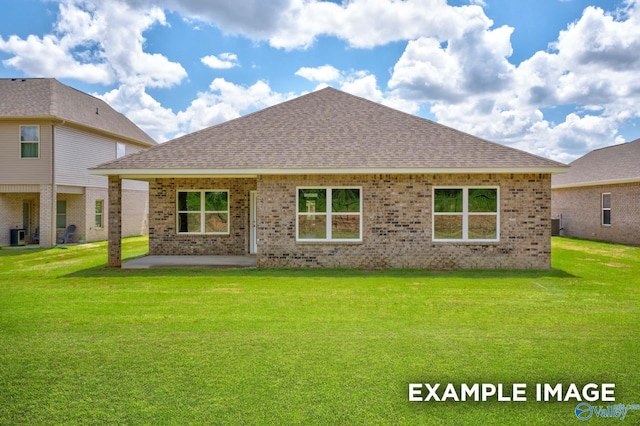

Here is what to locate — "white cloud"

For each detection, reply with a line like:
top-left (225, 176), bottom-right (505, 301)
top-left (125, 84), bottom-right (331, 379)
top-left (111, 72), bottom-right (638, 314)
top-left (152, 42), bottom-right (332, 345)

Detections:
top-left (387, 0), bottom-right (640, 161)
top-left (0, 34), bottom-right (114, 83)
top-left (100, 84), bottom-right (180, 142)
top-left (295, 65), bottom-right (341, 82)
top-left (0, 0), bottom-right (187, 88)
top-left (176, 78), bottom-right (292, 134)
top-left (270, 0), bottom-right (492, 49)
top-left (122, 0), bottom-right (492, 50)
top-left (201, 52), bottom-right (239, 69)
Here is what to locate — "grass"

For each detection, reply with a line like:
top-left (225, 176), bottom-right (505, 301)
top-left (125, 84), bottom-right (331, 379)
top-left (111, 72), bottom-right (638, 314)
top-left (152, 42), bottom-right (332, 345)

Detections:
top-left (0, 236), bottom-right (639, 425)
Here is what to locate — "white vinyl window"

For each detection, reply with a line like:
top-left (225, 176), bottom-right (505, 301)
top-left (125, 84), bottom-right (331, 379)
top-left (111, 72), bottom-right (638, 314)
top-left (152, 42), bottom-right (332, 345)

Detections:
top-left (602, 193), bottom-right (611, 226)
top-left (56, 200), bottom-right (67, 229)
top-left (433, 187), bottom-right (499, 242)
top-left (95, 200), bottom-right (104, 228)
top-left (297, 187), bottom-right (362, 242)
top-left (20, 125), bottom-right (39, 158)
top-left (116, 142), bottom-right (126, 158)
top-left (177, 190), bottom-right (229, 234)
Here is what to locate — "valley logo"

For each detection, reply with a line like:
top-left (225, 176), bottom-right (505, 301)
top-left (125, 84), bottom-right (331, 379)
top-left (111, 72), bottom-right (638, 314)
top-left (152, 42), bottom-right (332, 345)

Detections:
top-left (575, 402), bottom-right (640, 421)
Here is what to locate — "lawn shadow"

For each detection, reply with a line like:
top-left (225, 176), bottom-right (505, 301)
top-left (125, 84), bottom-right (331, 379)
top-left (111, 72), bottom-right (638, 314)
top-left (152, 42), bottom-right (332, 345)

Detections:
top-left (0, 247), bottom-right (50, 257)
top-left (64, 264), bottom-right (576, 280)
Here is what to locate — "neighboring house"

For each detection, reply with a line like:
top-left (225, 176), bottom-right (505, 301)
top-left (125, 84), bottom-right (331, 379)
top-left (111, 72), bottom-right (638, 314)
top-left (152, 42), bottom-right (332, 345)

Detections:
top-left (93, 88), bottom-right (567, 269)
top-left (551, 139), bottom-right (640, 245)
top-left (0, 78), bottom-right (156, 247)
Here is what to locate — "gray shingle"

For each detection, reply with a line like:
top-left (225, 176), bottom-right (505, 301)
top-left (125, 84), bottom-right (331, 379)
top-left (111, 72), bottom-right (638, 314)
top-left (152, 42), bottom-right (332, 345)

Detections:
top-left (94, 87), bottom-right (565, 171)
top-left (552, 138), bottom-right (640, 187)
top-left (0, 78), bottom-right (155, 146)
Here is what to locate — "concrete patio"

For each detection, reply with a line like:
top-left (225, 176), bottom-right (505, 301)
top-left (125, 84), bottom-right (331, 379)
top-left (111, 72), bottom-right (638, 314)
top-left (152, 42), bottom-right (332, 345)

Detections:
top-left (122, 255), bottom-right (257, 269)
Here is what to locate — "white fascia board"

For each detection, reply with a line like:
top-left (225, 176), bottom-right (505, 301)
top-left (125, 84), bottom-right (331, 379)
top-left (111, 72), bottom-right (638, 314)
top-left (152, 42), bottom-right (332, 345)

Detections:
top-left (552, 177), bottom-right (640, 189)
top-left (91, 166), bottom-right (568, 179)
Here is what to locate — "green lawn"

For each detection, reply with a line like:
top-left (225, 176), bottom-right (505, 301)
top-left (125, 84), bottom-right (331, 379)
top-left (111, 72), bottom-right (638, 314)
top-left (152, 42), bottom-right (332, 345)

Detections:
top-left (0, 237), bottom-right (639, 425)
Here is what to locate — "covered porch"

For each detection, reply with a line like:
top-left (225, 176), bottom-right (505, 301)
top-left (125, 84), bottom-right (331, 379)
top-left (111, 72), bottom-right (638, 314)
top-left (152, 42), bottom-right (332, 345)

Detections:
top-left (106, 176), bottom-right (258, 267)
top-left (122, 254), bottom-right (257, 269)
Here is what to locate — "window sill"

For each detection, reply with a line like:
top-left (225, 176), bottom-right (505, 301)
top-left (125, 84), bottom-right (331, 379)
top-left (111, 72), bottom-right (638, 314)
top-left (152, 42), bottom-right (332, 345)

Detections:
top-left (296, 240), bottom-right (363, 245)
top-left (432, 240), bottom-right (500, 244)
top-left (176, 232), bottom-right (230, 236)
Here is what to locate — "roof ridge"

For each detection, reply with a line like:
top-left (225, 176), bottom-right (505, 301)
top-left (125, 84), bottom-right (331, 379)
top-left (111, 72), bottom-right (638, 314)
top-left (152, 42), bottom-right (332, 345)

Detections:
top-left (48, 78), bottom-right (57, 116)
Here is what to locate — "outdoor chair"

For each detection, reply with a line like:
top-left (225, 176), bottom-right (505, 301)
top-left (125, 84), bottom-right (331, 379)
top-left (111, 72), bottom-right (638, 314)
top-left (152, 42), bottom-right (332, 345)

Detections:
top-left (57, 224), bottom-right (77, 244)
top-left (31, 226), bottom-right (39, 244)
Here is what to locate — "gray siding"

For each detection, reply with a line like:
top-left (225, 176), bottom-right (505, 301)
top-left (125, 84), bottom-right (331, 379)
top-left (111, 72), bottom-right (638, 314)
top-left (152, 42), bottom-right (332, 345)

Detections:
top-left (54, 126), bottom-right (147, 191)
top-left (0, 122), bottom-right (52, 184)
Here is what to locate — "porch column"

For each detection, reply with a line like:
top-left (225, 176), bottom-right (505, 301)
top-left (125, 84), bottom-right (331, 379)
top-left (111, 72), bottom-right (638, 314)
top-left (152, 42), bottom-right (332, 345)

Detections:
top-left (39, 184), bottom-right (55, 248)
top-left (108, 175), bottom-right (122, 267)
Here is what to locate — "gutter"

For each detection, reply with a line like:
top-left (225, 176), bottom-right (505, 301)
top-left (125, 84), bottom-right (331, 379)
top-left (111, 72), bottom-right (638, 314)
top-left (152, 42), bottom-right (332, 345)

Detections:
top-left (90, 166), bottom-right (569, 179)
top-left (552, 177), bottom-right (640, 189)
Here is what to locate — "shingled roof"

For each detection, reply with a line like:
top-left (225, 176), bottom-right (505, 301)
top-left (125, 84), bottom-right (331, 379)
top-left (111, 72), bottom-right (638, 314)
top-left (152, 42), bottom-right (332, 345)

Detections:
top-left (0, 78), bottom-right (155, 146)
top-left (93, 87), bottom-right (565, 176)
top-left (552, 138), bottom-right (640, 188)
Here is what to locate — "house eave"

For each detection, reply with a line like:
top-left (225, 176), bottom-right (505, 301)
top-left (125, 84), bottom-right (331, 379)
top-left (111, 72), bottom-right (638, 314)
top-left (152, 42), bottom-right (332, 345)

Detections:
top-left (552, 177), bottom-right (640, 189)
top-left (0, 115), bottom-right (155, 147)
top-left (91, 166), bottom-right (568, 179)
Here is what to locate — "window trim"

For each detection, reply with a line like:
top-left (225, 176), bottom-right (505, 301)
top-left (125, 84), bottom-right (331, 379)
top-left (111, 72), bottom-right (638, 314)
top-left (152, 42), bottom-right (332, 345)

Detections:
top-left (602, 193), bottom-right (611, 226)
top-left (296, 186), bottom-right (363, 242)
top-left (95, 200), bottom-right (104, 229)
top-left (116, 142), bottom-right (126, 158)
top-left (19, 125), bottom-right (40, 159)
top-left (56, 200), bottom-right (67, 229)
top-left (176, 189), bottom-right (230, 235)
top-left (432, 186), bottom-right (500, 242)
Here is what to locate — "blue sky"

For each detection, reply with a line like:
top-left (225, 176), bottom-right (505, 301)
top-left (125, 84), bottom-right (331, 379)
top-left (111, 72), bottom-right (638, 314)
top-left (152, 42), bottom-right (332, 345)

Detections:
top-left (1, 0), bottom-right (638, 163)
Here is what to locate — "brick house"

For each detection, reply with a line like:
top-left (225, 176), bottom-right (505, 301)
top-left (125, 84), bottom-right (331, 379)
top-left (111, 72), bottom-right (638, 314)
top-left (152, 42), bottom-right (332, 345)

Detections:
top-left (93, 88), bottom-right (567, 269)
top-left (552, 139), bottom-right (640, 245)
top-left (0, 78), bottom-right (155, 247)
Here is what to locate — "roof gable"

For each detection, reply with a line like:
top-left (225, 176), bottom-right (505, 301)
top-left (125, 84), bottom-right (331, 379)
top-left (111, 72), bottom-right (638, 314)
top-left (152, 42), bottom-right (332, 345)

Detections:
top-left (0, 78), bottom-right (155, 146)
top-left (552, 139), bottom-right (640, 188)
top-left (94, 87), bottom-right (566, 174)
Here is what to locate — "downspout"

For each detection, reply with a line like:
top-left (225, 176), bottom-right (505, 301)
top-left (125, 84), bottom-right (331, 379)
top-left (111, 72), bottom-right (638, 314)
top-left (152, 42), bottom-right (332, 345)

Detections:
top-left (50, 120), bottom-right (67, 246)
top-left (51, 122), bottom-right (56, 246)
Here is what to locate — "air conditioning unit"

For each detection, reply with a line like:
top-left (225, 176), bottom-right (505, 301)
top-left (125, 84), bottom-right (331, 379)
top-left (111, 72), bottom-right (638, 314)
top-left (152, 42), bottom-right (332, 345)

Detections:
top-left (10, 228), bottom-right (26, 246)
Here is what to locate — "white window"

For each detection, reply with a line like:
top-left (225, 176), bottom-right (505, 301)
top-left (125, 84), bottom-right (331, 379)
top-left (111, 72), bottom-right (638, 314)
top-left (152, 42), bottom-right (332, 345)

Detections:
top-left (177, 190), bottom-right (229, 234)
top-left (95, 200), bottom-right (104, 228)
top-left (433, 187), bottom-right (499, 242)
top-left (116, 142), bottom-right (126, 158)
top-left (20, 125), bottom-right (39, 158)
top-left (56, 200), bottom-right (67, 229)
top-left (297, 187), bottom-right (362, 242)
top-left (602, 193), bottom-right (611, 226)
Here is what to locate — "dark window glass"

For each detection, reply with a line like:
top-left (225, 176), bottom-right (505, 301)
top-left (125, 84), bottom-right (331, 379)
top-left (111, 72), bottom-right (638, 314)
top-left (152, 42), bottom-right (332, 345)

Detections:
top-left (434, 189), bottom-right (463, 213)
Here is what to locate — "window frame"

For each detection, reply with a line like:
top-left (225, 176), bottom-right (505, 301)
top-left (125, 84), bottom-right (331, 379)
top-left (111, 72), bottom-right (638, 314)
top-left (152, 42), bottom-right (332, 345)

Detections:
top-left (296, 186), bottom-right (363, 243)
top-left (56, 200), bottom-right (67, 229)
top-left (602, 193), bottom-right (611, 226)
top-left (19, 125), bottom-right (40, 159)
top-left (116, 142), bottom-right (126, 158)
top-left (95, 200), bottom-right (104, 229)
top-left (176, 189), bottom-right (230, 235)
top-left (432, 186), bottom-right (500, 242)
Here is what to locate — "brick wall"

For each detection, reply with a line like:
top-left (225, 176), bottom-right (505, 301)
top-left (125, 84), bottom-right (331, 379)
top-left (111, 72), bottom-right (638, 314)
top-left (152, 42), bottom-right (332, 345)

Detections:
top-left (85, 187), bottom-right (149, 242)
top-left (148, 178), bottom-right (256, 255)
top-left (145, 174), bottom-right (551, 269)
top-left (56, 193), bottom-right (85, 243)
top-left (0, 192), bottom-right (38, 245)
top-left (256, 173), bottom-right (552, 269)
top-left (552, 183), bottom-right (640, 246)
